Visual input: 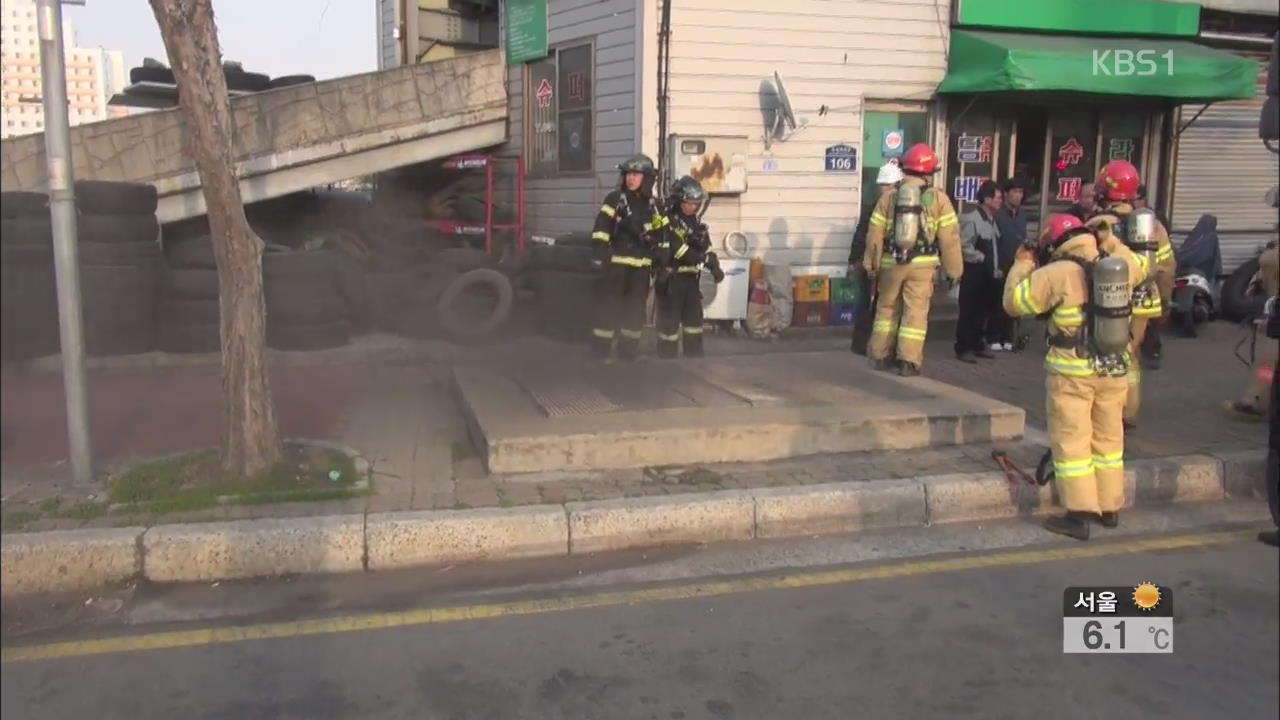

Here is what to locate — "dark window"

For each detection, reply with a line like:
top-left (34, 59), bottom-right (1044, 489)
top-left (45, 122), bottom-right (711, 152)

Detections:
top-left (525, 41), bottom-right (594, 176)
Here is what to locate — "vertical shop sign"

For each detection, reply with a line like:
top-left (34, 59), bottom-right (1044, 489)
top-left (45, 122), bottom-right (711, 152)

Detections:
top-left (1056, 177), bottom-right (1084, 202)
top-left (956, 134), bottom-right (993, 163)
top-left (954, 176), bottom-right (984, 203)
top-left (1106, 137), bottom-right (1136, 162)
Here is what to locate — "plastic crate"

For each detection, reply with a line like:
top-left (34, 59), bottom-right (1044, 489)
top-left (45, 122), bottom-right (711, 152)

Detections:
top-left (792, 301), bottom-right (830, 327)
top-left (831, 277), bottom-right (863, 305)
top-left (831, 302), bottom-right (858, 326)
top-left (793, 275), bottom-right (830, 303)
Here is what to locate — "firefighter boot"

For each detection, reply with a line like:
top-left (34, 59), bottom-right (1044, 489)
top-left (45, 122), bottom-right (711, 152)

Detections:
top-left (1044, 512), bottom-right (1092, 541)
top-left (1098, 512), bottom-right (1120, 528)
top-left (898, 361), bottom-right (920, 377)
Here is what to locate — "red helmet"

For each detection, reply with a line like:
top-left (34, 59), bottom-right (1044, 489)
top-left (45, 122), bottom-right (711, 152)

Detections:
top-left (900, 143), bottom-right (939, 175)
top-left (1094, 160), bottom-right (1141, 202)
top-left (1037, 213), bottom-right (1090, 253)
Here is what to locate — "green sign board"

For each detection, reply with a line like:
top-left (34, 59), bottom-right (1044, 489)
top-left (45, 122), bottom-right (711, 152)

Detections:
top-left (955, 0), bottom-right (1200, 38)
top-left (506, 0), bottom-right (549, 65)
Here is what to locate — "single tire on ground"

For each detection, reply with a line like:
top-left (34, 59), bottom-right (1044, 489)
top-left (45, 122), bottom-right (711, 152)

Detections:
top-left (1221, 257), bottom-right (1268, 322)
top-left (158, 320), bottom-right (220, 354)
top-left (74, 180), bottom-right (159, 216)
top-left (1, 191), bottom-right (49, 220)
top-left (78, 240), bottom-right (161, 267)
top-left (393, 267), bottom-right (460, 338)
top-left (165, 235), bottom-right (217, 269)
top-left (80, 263), bottom-right (159, 357)
top-left (267, 320), bottom-right (351, 351)
top-left (269, 74), bottom-right (316, 88)
top-left (77, 213), bottom-right (160, 245)
top-left (161, 267), bottom-right (219, 300)
top-left (129, 65), bottom-right (174, 85)
top-left (1, 217), bottom-right (53, 246)
top-left (436, 268), bottom-right (514, 340)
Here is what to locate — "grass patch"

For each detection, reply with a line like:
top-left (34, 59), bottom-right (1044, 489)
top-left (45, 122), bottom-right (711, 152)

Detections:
top-left (106, 443), bottom-right (366, 515)
top-left (2, 508), bottom-right (39, 532)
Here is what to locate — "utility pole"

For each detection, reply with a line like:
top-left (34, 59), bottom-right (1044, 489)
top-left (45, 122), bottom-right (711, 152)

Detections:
top-left (36, 0), bottom-right (93, 486)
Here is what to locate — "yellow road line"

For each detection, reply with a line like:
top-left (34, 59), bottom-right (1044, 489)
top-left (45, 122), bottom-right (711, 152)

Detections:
top-left (1, 529), bottom-right (1255, 664)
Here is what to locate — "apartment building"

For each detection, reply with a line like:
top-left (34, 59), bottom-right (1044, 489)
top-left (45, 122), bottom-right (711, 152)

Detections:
top-left (1, 0), bottom-right (127, 139)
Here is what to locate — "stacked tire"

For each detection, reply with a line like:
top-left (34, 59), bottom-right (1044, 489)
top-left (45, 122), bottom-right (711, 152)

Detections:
top-left (75, 181), bottom-right (162, 357)
top-left (262, 248), bottom-right (352, 351)
top-left (158, 233), bottom-right (221, 354)
top-left (1, 192), bottom-right (59, 362)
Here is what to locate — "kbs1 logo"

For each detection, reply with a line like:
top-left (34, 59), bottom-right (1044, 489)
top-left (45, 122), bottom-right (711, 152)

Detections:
top-left (1092, 49), bottom-right (1174, 77)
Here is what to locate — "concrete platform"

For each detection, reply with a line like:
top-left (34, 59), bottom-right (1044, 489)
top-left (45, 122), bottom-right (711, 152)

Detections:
top-left (454, 351), bottom-right (1026, 474)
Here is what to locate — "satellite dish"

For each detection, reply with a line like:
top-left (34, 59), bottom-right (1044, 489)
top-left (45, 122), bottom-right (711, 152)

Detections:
top-left (773, 71), bottom-right (798, 131)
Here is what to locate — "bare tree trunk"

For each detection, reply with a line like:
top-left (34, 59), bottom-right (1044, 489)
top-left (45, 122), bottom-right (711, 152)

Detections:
top-left (150, 0), bottom-right (280, 478)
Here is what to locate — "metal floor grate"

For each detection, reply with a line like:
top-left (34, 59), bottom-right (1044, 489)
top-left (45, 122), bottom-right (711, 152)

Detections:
top-left (522, 379), bottom-right (623, 417)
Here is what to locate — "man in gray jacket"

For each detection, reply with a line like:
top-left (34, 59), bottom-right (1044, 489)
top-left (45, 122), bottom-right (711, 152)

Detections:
top-left (953, 181), bottom-right (1003, 362)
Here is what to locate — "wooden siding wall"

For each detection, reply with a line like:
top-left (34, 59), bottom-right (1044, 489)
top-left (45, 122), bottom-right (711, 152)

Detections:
top-left (664, 0), bottom-right (949, 266)
top-left (504, 0), bottom-right (639, 237)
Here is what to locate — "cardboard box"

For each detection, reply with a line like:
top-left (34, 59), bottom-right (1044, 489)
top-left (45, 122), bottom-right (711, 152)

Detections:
top-left (792, 301), bottom-right (830, 327)
top-left (793, 275), bottom-right (830, 303)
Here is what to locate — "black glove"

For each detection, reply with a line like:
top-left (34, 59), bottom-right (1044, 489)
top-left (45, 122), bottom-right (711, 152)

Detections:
top-left (705, 252), bottom-right (724, 283)
top-left (591, 242), bottom-right (609, 272)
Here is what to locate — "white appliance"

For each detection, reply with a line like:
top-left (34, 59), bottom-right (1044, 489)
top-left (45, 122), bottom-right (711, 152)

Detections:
top-left (701, 257), bottom-right (751, 320)
top-left (667, 135), bottom-right (749, 195)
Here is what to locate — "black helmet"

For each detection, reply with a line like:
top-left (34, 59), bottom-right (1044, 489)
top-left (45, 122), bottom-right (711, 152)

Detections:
top-left (618, 154), bottom-right (655, 174)
top-left (670, 176), bottom-right (706, 204)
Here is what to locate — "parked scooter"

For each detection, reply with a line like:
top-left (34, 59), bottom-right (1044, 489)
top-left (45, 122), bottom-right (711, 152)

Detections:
top-left (1171, 214), bottom-right (1222, 338)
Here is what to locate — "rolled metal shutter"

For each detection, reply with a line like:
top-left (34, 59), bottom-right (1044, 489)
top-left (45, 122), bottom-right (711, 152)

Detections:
top-left (1170, 58), bottom-right (1278, 274)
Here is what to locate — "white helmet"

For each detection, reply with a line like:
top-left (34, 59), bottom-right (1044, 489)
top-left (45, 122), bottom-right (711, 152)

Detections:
top-left (876, 161), bottom-right (904, 186)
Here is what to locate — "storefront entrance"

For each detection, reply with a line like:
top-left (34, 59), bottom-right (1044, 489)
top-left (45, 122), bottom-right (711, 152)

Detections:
top-left (946, 98), bottom-right (1161, 233)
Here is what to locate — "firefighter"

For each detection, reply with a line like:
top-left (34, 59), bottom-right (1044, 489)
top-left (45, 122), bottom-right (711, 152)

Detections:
top-left (1225, 243), bottom-right (1280, 421)
top-left (862, 143), bottom-right (963, 376)
top-left (589, 154), bottom-right (668, 362)
top-left (849, 161), bottom-right (905, 356)
top-left (655, 176), bottom-right (723, 358)
top-left (1004, 213), bottom-right (1145, 540)
top-left (1084, 160), bottom-right (1174, 429)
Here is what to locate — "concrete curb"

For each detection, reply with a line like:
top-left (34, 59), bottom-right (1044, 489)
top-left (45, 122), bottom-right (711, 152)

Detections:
top-left (0, 451), bottom-right (1267, 596)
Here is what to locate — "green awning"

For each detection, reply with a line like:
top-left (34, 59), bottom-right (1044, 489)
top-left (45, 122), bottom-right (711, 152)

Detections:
top-left (938, 30), bottom-right (1259, 102)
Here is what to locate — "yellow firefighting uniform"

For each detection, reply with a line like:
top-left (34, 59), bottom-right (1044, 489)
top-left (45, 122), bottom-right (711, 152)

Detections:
top-left (1087, 203), bottom-right (1174, 422)
top-left (1239, 245), bottom-right (1280, 412)
top-left (1003, 234), bottom-right (1145, 515)
top-left (862, 176), bottom-right (963, 368)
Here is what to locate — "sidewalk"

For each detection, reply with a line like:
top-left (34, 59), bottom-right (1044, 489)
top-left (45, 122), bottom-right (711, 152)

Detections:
top-left (1, 320), bottom-right (1270, 595)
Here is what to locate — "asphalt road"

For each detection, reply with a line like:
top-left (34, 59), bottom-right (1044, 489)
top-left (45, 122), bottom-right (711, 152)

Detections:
top-left (3, 509), bottom-right (1277, 720)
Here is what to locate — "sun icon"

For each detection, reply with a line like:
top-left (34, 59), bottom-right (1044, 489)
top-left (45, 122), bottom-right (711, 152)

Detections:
top-left (1133, 582), bottom-right (1162, 611)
